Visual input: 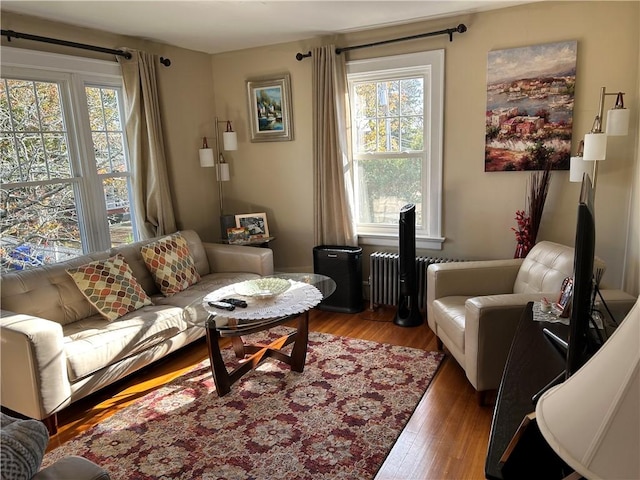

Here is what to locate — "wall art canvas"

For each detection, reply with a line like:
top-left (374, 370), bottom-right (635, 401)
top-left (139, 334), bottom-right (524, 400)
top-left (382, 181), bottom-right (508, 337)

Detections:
top-left (485, 40), bottom-right (577, 172)
top-left (247, 74), bottom-right (293, 142)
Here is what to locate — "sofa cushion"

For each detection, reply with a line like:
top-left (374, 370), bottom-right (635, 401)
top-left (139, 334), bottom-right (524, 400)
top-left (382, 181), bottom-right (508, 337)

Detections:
top-left (513, 241), bottom-right (574, 294)
top-left (141, 233), bottom-right (200, 296)
top-left (63, 305), bottom-right (187, 381)
top-left (67, 254), bottom-right (152, 321)
top-left (0, 413), bottom-right (49, 480)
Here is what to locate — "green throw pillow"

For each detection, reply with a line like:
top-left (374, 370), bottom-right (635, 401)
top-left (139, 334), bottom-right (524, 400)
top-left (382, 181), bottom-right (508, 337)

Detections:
top-left (0, 413), bottom-right (49, 480)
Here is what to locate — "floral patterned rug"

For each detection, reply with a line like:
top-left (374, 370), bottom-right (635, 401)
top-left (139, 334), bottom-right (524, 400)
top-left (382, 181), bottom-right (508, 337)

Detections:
top-left (43, 327), bottom-right (444, 479)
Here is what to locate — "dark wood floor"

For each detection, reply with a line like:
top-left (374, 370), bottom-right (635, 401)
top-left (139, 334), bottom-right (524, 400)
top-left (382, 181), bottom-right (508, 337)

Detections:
top-left (47, 306), bottom-right (495, 479)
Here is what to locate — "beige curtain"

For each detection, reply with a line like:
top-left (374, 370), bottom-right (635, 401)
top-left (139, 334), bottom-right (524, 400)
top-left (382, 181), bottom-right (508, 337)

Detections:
top-left (117, 50), bottom-right (176, 239)
top-left (312, 45), bottom-right (357, 246)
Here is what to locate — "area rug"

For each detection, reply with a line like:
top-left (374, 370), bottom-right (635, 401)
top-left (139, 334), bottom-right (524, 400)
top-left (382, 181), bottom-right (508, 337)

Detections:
top-left (42, 328), bottom-right (444, 479)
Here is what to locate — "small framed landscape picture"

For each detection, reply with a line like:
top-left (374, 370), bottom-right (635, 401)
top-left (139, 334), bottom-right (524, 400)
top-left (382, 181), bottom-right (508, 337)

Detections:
top-left (246, 74), bottom-right (293, 142)
top-left (227, 227), bottom-right (250, 245)
top-left (235, 213), bottom-right (269, 238)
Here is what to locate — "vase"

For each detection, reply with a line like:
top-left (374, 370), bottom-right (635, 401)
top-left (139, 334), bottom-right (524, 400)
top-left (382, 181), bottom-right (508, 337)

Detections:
top-left (514, 243), bottom-right (529, 259)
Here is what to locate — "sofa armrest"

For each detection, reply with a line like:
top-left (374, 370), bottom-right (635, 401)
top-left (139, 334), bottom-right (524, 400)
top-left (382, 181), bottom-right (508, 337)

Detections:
top-left (463, 293), bottom-right (553, 392)
top-left (0, 311), bottom-right (71, 420)
top-left (201, 242), bottom-right (274, 276)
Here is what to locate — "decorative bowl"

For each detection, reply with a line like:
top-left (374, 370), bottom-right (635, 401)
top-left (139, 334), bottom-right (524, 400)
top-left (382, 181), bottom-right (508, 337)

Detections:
top-left (235, 277), bottom-right (291, 298)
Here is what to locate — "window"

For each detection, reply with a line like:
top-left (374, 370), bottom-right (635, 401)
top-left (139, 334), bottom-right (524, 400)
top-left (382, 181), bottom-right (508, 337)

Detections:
top-left (0, 48), bottom-right (137, 272)
top-left (347, 50), bottom-right (444, 249)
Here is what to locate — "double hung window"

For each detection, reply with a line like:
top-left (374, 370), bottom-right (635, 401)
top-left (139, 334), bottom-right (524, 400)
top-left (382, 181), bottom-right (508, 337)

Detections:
top-left (347, 50), bottom-right (444, 249)
top-left (0, 48), bottom-right (137, 272)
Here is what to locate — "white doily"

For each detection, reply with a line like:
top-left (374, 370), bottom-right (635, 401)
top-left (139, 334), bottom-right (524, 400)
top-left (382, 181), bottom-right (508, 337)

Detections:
top-left (203, 280), bottom-right (323, 321)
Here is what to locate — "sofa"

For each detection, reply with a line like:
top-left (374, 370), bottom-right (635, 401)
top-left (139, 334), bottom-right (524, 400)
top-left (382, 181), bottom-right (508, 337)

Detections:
top-left (426, 240), bottom-right (635, 404)
top-left (0, 230), bottom-right (274, 433)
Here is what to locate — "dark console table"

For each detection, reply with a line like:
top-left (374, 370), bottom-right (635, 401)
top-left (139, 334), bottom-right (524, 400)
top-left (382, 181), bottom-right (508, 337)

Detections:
top-left (485, 302), bottom-right (571, 479)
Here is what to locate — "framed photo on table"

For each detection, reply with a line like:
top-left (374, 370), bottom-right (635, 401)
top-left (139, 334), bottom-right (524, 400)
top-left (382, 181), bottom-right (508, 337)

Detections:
top-left (246, 74), bottom-right (293, 142)
top-left (235, 213), bottom-right (269, 238)
top-left (555, 276), bottom-right (574, 317)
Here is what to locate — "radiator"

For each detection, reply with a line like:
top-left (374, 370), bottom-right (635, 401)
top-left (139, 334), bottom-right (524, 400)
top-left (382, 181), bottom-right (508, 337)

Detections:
top-left (369, 252), bottom-right (459, 311)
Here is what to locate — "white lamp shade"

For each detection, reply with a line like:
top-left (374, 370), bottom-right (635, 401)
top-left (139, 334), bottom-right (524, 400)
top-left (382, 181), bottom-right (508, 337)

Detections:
top-left (199, 148), bottom-right (215, 167)
top-left (217, 162), bottom-right (230, 182)
top-left (583, 133), bottom-right (607, 161)
top-left (535, 298), bottom-right (640, 480)
top-left (223, 131), bottom-right (238, 151)
top-left (569, 157), bottom-right (594, 183)
top-left (606, 108), bottom-right (630, 136)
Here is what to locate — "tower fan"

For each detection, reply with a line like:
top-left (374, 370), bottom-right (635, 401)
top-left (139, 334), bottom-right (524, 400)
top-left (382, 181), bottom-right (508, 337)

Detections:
top-left (394, 204), bottom-right (424, 327)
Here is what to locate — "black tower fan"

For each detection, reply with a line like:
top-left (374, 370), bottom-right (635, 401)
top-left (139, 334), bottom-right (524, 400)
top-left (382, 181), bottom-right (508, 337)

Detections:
top-left (394, 204), bottom-right (424, 327)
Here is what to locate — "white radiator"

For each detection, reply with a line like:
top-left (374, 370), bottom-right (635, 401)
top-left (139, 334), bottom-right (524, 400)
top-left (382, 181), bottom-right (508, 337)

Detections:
top-left (369, 252), bottom-right (460, 311)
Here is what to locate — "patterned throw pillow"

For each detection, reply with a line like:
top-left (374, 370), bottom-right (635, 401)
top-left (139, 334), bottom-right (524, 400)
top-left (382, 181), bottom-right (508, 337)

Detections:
top-left (67, 254), bottom-right (153, 321)
top-left (140, 232), bottom-right (200, 296)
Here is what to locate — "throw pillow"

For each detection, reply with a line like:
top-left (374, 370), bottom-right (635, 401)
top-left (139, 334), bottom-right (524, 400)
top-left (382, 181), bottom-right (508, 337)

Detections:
top-left (67, 254), bottom-right (153, 321)
top-left (0, 413), bottom-right (49, 480)
top-left (140, 232), bottom-right (200, 296)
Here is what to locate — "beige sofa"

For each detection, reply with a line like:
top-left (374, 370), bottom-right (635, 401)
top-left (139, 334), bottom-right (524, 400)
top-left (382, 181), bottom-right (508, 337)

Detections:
top-left (0, 230), bottom-right (273, 432)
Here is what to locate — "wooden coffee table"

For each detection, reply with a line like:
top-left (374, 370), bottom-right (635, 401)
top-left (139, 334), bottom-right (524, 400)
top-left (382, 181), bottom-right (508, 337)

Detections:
top-left (184, 274), bottom-right (335, 396)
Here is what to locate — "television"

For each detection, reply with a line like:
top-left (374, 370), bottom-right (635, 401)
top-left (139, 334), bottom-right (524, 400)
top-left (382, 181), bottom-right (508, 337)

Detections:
top-left (534, 173), bottom-right (601, 402)
top-left (565, 172), bottom-right (601, 377)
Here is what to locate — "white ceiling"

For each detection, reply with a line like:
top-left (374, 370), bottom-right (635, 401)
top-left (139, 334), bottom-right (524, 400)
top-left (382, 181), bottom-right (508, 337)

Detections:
top-left (2, 1), bottom-right (536, 55)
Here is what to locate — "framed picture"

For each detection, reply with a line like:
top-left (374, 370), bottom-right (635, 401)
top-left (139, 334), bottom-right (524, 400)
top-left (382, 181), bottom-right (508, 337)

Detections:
top-left (246, 74), bottom-right (293, 142)
top-left (554, 276), bottom-right (574, 318)
top-left (235, 213), bottom-right (269, 238)
top-left (227, 227), bottom-right (250, 245)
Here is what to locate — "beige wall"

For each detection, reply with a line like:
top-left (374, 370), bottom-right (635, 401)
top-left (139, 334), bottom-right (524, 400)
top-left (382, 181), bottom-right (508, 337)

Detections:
top-left (2, 2), bottom-right (639, 294)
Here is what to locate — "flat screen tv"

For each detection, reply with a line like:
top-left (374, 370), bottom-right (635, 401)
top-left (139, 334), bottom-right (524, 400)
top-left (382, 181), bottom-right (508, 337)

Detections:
top-left (565, 172), bottom-right (601, 377)
top-left (534, 173), bottom-right (601, 402)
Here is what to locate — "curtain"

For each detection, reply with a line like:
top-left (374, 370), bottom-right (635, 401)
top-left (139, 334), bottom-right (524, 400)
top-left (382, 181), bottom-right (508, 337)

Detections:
top-left (117, 50), bottom-right (176, 239)
top-left (312, 45), bottom-right (357, 247)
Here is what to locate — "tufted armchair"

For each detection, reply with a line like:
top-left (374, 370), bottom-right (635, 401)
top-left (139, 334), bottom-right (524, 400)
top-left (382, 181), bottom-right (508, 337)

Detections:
top-left (426, 241), bottom-right (578, 405)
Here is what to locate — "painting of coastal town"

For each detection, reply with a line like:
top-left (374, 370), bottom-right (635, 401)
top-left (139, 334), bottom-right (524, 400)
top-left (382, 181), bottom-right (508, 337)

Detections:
top-left (247, 74), bottom-right (293, 142)
top-left (485, 40), bottom-right (577, 171)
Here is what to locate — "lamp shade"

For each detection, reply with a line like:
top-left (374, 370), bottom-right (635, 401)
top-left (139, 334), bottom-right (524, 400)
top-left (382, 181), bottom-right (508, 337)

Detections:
top-left (223, 131), bottom-right (238, 151)
top-left (535, 298), bottom-right (640, 480)
top-left (583, 133), bottom-right (607, 161)
top-left (569, 157), bottom-right (593, 183)
top-left (199, 148), bottom-right (215, 167)
top-left (217, 162), bottom-right (230, 182)
top-left (606, 107), bottom-right (630, 136)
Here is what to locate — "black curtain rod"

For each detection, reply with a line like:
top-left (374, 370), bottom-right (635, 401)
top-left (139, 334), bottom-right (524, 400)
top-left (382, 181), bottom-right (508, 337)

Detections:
top-left (295, 23), bottom-right (467, 61)
top-left (1, 29), bottom-right (171, 66)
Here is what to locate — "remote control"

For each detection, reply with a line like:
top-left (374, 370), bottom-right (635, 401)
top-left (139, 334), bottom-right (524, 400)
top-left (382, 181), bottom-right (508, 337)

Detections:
top-left (208, 301), bottom-right (235, 311)
top-left (221, 298), bottom-right (248, 308)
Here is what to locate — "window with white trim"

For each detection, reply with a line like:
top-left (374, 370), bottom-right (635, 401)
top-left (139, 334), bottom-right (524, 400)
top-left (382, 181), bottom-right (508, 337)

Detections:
top-left (347, 50), bottom-right (444, 249)
top-left (0, 48), bottom-right (137, 272)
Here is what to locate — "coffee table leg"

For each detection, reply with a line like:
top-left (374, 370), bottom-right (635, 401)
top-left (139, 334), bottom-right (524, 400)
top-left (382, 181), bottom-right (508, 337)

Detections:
top-left (290, 311), bottom-right (309, 372)
top-left (205, 320), bottom-right (231, 396)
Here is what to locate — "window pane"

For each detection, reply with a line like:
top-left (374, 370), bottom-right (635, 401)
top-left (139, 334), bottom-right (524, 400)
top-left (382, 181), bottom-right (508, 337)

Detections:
top-left (103, 177), bottom-right (133, 248)
top-left (0, 184), bottom-right (82, 273)
top-left (7, 80), bottom-right (39, 131)
top-left (357, 157), bottom-right (423, 226)
top-left (400, 78), bottom-right (424, 116)
top-left (86, 86), bottom-right (128, 175)
top-left (400, 116), bottom-right (424, 150)
top-left (36, 82), bottom-right (64, 130)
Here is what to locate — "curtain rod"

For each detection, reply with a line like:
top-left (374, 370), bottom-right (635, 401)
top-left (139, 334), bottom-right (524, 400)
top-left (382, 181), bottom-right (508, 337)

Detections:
top-left (1, 29), bottom-right (171, 66)
top-left (295, 23), bottom-right (467, 61)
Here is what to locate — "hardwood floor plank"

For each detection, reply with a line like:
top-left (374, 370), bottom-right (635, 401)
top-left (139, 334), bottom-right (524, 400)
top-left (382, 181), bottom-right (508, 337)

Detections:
top-left (46, 306), bottom-right (494, 479)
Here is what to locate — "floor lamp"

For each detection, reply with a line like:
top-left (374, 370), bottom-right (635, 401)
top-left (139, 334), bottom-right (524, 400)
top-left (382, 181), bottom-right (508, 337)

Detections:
top-left (199, 117), bottom-right (238, 238)
top-left (570, 87), bottom-right (630, 193)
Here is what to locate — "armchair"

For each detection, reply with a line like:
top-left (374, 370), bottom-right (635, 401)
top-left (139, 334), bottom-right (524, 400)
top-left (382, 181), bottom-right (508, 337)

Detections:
top-left (426, 241), bottom-right (576, 404)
